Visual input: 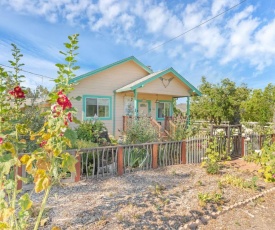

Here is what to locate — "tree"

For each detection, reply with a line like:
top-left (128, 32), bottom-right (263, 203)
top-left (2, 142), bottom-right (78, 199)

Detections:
top-left (241, 83), bottom-right (275, 124)
top-left (25, 85), bottom-right (49, 100)
top-left (191, 77), bottom-right (250, 124)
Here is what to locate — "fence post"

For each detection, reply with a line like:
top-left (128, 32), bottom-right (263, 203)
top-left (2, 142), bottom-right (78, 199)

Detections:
top-left (152, 144), bottom-right (158, 169)
top-left (17, 156), bottom-right (23, 190)
top-left (241, 136), bottom-right (245, 157)
top-left (181, 141), bottom-right (186, 164)
top-left (259, 135), bottom-right (262, 149)
top-left (74, 152), bottom-right (81, 182)
top-left (117, 147), bottom-right (124, 176)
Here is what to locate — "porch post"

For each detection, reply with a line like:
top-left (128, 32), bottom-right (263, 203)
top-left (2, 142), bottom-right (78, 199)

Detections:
top-left (186, 96), bottom-right (190, 126)
top-left (133, 89), bottom-right (138, 117)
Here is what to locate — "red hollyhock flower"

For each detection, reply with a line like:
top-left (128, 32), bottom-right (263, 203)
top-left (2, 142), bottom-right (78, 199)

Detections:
top-left (9, 86), bottom-right (25, 99)
top-left (51, 105), bottom-right (60, 117)
top-left (14, 86), bottom-right (22, 92)
top-left (0, 137), bottom-right (3, 145)
top-left (40, 140), bottom-right (47, 147)
top-left (57, 91), bottom-right (72, 110)
top-left (16, 91), bottom-right (25, 98)
top-left (67, 113), bottom-right (72, 122)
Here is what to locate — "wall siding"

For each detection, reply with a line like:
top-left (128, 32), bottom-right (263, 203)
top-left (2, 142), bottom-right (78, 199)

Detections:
top-left (138, 73), bottom-right (190, 96)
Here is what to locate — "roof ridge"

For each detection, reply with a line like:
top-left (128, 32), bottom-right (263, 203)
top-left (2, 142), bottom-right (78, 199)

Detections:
top-left (69, 56), bottom-right (153, 83)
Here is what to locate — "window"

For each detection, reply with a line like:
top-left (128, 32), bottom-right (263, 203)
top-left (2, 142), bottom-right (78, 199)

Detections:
top-left (157, 101), bottom-right (171, 119)
top-left (84, 96), bottom-right (111, 119)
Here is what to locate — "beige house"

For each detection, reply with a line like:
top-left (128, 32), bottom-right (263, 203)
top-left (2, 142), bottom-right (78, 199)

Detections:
top-left (69, 56), bottom-right (201, 137)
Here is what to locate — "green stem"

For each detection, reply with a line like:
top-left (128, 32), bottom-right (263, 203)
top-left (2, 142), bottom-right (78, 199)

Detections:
top-left (10, 164), bottom-right (18, 229)
top-left (10, 128), bottom-right (19, 229)
top-left (33, 185), bottom-right (52, 230)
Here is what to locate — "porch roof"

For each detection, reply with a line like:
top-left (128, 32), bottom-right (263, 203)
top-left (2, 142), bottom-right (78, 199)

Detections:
top-left (115, 67), bottom-right (201, 96)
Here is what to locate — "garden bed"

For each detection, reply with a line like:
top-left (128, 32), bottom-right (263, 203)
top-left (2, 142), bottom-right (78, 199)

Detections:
top-left (28, 159), bottom-right (274, 229)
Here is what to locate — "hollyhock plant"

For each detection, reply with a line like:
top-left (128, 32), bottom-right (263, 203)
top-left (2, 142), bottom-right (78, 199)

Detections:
top-left (0, 35), bottom-right (80, 230)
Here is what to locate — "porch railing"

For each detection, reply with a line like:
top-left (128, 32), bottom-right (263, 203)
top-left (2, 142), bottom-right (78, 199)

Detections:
top-left (150, 117), bottom-right (162, 138)
top-left (164, 116), bottom-right (176, 137)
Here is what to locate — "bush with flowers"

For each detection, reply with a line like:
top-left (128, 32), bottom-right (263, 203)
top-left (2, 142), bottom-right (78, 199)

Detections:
top-left (0, 34), bottom-right (80, 229)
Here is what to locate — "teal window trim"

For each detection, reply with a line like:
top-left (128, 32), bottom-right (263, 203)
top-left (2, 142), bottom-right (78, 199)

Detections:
top-left (82, 95), bottom-right (112, 120)
top-left (137, 100), bottom-right (152, 115)
top-left (156, 100), bottom-right (173, 120)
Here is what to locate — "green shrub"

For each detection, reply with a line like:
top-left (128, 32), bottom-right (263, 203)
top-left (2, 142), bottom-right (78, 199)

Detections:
top-left (206, 162), bottom-right (220, 174)
top-left (202, 138), bottom-right (230, 174)
top-left (244, 138), bottom-right (275, 183)
top-left (124, 148), bottom-right (150, 168)
top-left (124, 116), bottom-right (158, 144)
top-left (258, 142), bottom-right (275, 182)
top-left (198, 192), bottom-right (223, 207)
top-left (75, 120), bottom-right (109, 145)
top-left (220, 174), bottom-right (258, 190)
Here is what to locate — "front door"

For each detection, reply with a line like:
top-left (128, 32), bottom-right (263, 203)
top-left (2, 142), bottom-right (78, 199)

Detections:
top-left (138, 101), bottom-right (149, 116)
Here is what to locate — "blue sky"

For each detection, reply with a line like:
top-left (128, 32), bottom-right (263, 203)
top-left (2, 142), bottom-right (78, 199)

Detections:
top-left (0, 0), bottom-right (275, 99)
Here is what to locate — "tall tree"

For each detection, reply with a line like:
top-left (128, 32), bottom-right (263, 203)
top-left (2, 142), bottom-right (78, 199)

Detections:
top-left (191, 77), bottom-right (250, 124)
top-left (241, 83), bottom-right (275, 124)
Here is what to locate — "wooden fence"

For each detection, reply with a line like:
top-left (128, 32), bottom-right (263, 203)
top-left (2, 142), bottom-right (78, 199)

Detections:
top-left (16, 133), bottom-right (275, 189)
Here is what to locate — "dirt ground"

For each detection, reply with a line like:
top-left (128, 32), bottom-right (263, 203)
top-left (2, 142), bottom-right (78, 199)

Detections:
top-left (199, 190), bottom-right (275, 230)
top-left (28, 159), bottom-right (275, 230)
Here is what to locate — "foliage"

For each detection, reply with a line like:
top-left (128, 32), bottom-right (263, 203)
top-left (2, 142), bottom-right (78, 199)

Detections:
top-left (219, 174), bottom-right (258, 190)
top-left (124, 116), bottom-right (158, 144)
top-left (191, 77), bottom-right (250, 124)
top-left (0, 34), bottom-right (80, 229)
top-left (202, 138), bottom-right (229, 174)
top-left (244, 139), bottom-right (275, 182)
top-left (241, 84), bottom-right (275, 124)
top-left (172, 98), bottom-right (184, 116)
top-left (75, 120), bottom-right (109, 145)
top-left (244, 150), bottom-right (261, 164)
top-left (198, 192), bottom-right (223, 207)
top-left (258, 141), bottom-right (275, 182)
top-left (170, 114), bottom-right (202, 140)
top-left (124, 148), bottom-right (150, 169)
top-left (0, 44), bottom-right (32, 229)
top-left (72, 139), bottom-right (99, 149)
top-left (244, 138), bottom-right (275, 183)
top-left (17, 85), bottom-right (50, 152)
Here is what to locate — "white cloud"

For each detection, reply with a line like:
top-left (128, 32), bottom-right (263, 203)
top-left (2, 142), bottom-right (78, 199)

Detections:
top-left (211, 0), bottom-right (239, 15)
top-left (220, 5), bottom-right (275, 70)
top-left (143, 4), bottom-right (169, 33)
top-left (1, 0), bottom-right (275, 77)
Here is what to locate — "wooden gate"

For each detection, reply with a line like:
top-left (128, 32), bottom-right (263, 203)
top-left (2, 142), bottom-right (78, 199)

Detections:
top-left (211, 124), bottom-right (242, 159)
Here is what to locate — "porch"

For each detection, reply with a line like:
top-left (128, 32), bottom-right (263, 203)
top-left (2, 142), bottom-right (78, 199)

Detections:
top-left (122, 115), bottom-right (181, 140)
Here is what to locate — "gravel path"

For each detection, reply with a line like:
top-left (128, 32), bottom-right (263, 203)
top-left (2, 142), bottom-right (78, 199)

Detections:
top-left (27, 160), bottom-right (274, 230)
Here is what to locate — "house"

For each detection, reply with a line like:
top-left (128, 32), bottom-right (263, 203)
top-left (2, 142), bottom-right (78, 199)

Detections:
top-left (69, 56), bottom-right (201, 137)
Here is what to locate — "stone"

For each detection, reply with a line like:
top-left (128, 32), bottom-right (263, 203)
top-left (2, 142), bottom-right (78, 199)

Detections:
top-left (188, 222), bottom-right (198, 229)
top-left (195, 219), bottom-right (202, 225)
top-left (183, 224), bottom-right (189, 229)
